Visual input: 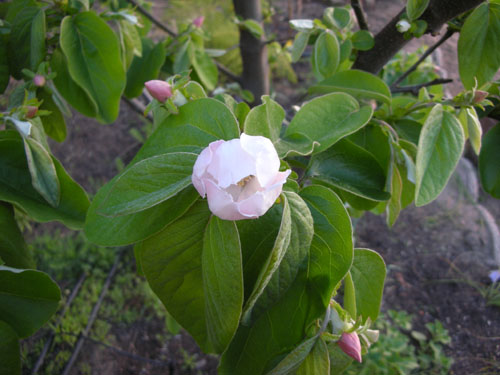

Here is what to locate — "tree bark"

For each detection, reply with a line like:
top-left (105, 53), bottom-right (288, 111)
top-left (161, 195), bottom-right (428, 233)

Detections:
top-left (233, 0), bottom-right (269, 105)
top-left (353, 0), bottom-right (486, 74)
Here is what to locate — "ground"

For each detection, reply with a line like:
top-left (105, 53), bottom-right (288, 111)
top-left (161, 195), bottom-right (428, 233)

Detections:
top-left (19, 0), bottom-right (500, 374)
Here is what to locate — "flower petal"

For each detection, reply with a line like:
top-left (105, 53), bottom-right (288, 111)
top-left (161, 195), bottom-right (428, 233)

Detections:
top-left (192, 140), bottom-right (224, 197)
top-left (207, 137), bottom-right (256, 188)
top-left (240, 133), bottom-right (281, 188)
top-left (205, 179), bottom-right (252, 220)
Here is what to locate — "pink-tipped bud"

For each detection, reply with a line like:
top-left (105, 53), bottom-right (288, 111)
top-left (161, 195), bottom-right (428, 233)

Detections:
top-left (338, 332), bottom-right (362, 363)
top-left (474, 90), bottom-right (488, 104)
top-left (26, 106), bottom-right (38, 119)
top-left (33, 75), bottom-right (46, 87)
top-left (145, 80), bottom-right (173, 102)
top-left (193, 16), bottom-right (205, 28)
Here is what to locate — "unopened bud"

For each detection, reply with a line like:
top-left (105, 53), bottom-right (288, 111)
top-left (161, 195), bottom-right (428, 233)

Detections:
top-left (474, 90), bottom-right (488, 104)
top-left (26, 106), bottom-right (38, 119)
top-left (396, 20), bottom-right (411, 33)
top-left (145, 80), bottom-right (173, 102)
top-left (33, 75), bottom-right (46, 87)
top-left (193, 16), bottom-right (205, 28)
top-left (338, 332), bottom-right (362, 363)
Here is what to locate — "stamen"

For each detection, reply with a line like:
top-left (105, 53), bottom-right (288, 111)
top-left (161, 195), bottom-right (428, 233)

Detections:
top-left (237, 175), bottom-right (254, 187)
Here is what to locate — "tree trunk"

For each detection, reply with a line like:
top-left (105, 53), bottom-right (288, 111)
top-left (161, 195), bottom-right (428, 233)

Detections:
top-left (233, 0), bottom-right (269, 105)
top-left (353, 0), bottom-right (486, 74)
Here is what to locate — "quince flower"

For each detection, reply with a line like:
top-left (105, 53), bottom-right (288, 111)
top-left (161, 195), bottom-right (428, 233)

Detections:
top-left (396, 20), bottom-right (411, 33)
top-left (145, 80), bottom-right (173, 102)
top-left (193, 16), bottom-right (205, 28)
top-left (338, 331), bottom-right (362, 363)
top-left (192, 133), bottom-right (290, 220)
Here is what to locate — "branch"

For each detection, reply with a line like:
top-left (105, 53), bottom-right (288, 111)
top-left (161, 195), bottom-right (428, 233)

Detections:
top-left (391, 78), bottom-right (453, 95)
top-left (391, 28), bottom-right (455, 87)
top-left (122, 97), bottom-right (153, 121)
top-left (353, 0), bottom-right (486, 74)
top-left (126, 0), bottom-right (241, 83)
top-left (351, 0), bottom-right (369, 31)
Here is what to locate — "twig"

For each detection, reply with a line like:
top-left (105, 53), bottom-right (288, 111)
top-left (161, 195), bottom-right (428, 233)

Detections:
top-left (62, 251), bottom-right (123, 375)
top-left (126, 0), bottom-right (241, 83)
top-left (391, 28), bottom-right (456, 87)
top-left (32, 273), bottom-right (87, 375)
top-left (351, 0), bottom-right (369, 31)
top-left (122, 97), bottom-right (153, 121)
top-left (60, 331), bottom-right (174, 367)
top-left (391, 78), bottom-right (453, 95)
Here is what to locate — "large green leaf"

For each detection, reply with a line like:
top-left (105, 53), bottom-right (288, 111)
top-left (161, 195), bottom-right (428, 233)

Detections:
top-left (118, 19), bottom-right (142, 70)
top-left (313, 31), bottom-right (339, 80)
top-left (97, 152), bottom-right (197, 217)
top-left (202, 216), bottom-right (243, 353)
top-left (309, 70), bottom-right (391, 104)
top-left (124, 37), bottom-right (166, 99)
top-left (406, 0), bottom-right (430, 21)
top-left (267, 336), bottom-right (319, 375)
top-left (348, 248), bottom-right (386, 323)
top-left (85, 98), bottom-right (238, 245)
top-left (38, 89), bottom-right (67, 143)
top-left (296, 338), bottom-right (330, 375)
top-left (277, 93), bottom-right (372, 157)
top-left (219, 185), bottom-right (353, 375)
top-left (60, 11), bottom-right (125, 123)
top-left (0, 321), bottom-right (20, 375)
top-left (140, 201), bottom-right (215, 351)
top-left (30, 8), bottom-right (45, 70)
top-left (479, 123), bottom-right (500, 198)
top-left (0, 266), bottom-right (60, 338)
top-left (190, 45), bottom-right (218, 91)
top-left (23, 138), bottom-right (60, 207)
top-left (51, 48), bottom-right (98, 118)
top-left (0, 131), bottom-right (89, 229)
top-left (458, 2), bottom-right (500, 89)
top-left (307, 139), bottom-right (391, 201)
top-left (247, 192), bottom-right (314, 322)
top-left (7, 5), bottom-right (40, 78)
top-left (244, 95), bottom-right (284, 143)
top-left (291, 31), bottom-right (311, 63)
top-left (415, 105), bottom-right (464, 206)
top-left (0, 203), bottom-right (35, 269)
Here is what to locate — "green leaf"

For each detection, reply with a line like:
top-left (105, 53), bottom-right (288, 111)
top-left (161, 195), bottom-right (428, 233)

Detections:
top-left (458, 107), bottom-right (482, 155)
top-left (479, 123), bottom-right (500, 198)
top-left (309, 70), bottom-right (391, 104)
top-left (267, 336), bottom-right (319, 375)
top-left (0, 131), bottom-right (89, 229)
top-left (190, 45), bottom-right (218, 91)
top-left (349, 248), bottom-right (386, 322)
top-left (324, 7), bottom-right (351, 29)
top-left (277, 93), bottom-right (373, 157)
top-left (241, 195), bottom-right (291, 323)
top-left (0, 266), bottom-right (60, 338)
top-left (343, 272), bottom-right (356, 318)
top-left (387, 164), bottom-right (403, 227)
top-left (23, 138), bottom-right (60, 207)
top-left (308, 139), bottom-right (391, 201)
top-left (351, 30), bottom-right (374, 51)
top-left (0, 36), bottom-right (9, 94)
top-left (0, 321), bottom-right (20, 375)
top-left (458, 2), bottom-right (500, 89)
top-left (7, 5), bottom-right (39, 78)
top-left (247, 192), bottom-right (314, 322)
top-left (60, 11), bottom-right (125, 123)
top-left (202, 216), bottom-right (243, 353)
top-left (51, 48), bottom-right (98, 118)
top-left (174, 40), bottom-right (191, 73)
top-left (244, 95), bottom-right (284, 143)
top-left (140, 201), bottom-right (214, 352)
top-left (219, 185), bottom-right (353, 375)
top-left (415, 105), bottom-right (464, 206)
top-left (124, 37), bottom-right (166, 99)
top-left (291, 31), bottom-right (311, 63)
top-left (0, 203), bottom-right (35, 269)
top-left (313, 31), bottom-right (339, 79)
top-left (38, 89), bottom-right (67, 143)
top-left (118, 19), bottom-right (142, 70)
top-left (406, 0), bottom-right (430, 21)
top-left (296, 337), bottom-right (330, 375)
top-left (327, 343), bottom-right (353, 374)
top-left (241, 19), bottom-right (264, 38)
top-left (97, 152), bottom-right (197, 217)
top-left (394, 119), bottom-right (422, 145)
top-left (30, 8), bottom-right (45, 70)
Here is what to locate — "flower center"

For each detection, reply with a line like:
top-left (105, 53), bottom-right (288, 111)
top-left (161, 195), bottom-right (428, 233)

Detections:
top-left (237, 175), bottom-right (254, 187)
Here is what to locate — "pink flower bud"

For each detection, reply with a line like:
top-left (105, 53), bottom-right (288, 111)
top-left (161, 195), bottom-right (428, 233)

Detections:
top-left (33, 75), bottom-right (46, 87)
top-left (474, 90), bottom-right (488, 104)
top-left (26, 106), bottom-right (38, 119)
top-left (145, 80), bottom-right (173, 102)
top-left (338, 332), bottom-right (362, 363)
top-left (193, 16), bottom-right (205, 28)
